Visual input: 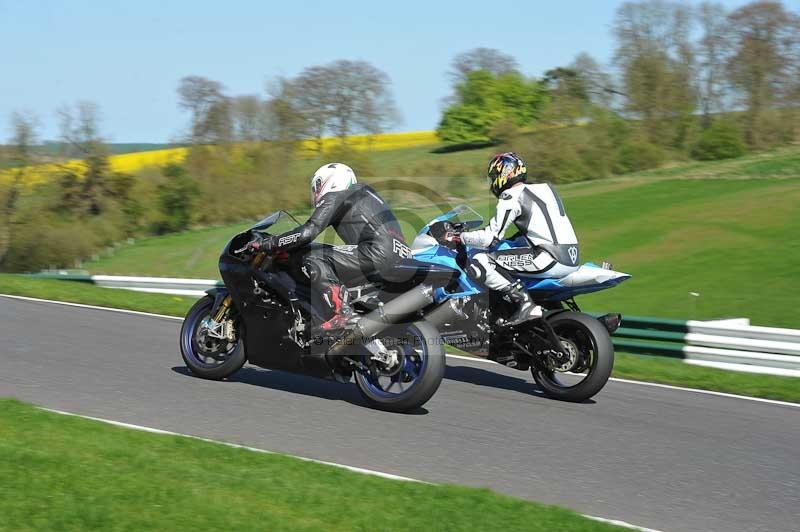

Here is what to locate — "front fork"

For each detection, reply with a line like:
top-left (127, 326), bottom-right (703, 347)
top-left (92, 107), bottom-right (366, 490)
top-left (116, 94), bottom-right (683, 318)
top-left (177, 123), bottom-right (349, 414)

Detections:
top-left (213, 295), bottom-right (232, 322)
top-left (211, 251), bottom-right (267, 322)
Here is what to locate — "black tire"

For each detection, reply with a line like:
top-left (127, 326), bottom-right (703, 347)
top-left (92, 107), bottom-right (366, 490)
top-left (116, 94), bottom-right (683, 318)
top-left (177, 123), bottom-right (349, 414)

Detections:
top-left (179, 296), bottom-right (246, 380)
top-left (531, 311), bottom-right (614, 402)
top-left (354, 320), bottom-right (445, 413)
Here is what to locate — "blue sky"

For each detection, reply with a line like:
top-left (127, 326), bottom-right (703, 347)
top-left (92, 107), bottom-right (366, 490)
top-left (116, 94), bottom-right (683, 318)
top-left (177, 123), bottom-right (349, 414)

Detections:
top-left (0, 0), bottom-right (785, 143)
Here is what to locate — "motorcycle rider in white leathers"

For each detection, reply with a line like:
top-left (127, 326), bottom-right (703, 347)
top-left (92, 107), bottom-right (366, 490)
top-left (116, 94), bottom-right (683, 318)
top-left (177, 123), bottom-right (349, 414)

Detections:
top-left (445, 152), bottom-right (581, 327)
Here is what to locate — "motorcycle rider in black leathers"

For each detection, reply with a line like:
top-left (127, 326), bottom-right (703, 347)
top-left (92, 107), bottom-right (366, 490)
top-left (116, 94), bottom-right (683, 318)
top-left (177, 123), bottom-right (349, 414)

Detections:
top-left (443, 152), bottom-right (581, 327)
top-left (248, 163), bottom-right (410, 330)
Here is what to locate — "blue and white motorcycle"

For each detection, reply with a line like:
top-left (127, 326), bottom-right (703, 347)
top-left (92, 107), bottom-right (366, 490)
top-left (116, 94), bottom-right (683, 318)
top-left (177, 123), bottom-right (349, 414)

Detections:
top-left (412, 205), bottom-right (631, 402)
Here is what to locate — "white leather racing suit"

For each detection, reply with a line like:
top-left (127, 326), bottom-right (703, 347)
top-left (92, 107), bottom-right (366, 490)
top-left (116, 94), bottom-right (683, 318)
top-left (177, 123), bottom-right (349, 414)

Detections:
top-left (461, 183), bottom-right (580, 290)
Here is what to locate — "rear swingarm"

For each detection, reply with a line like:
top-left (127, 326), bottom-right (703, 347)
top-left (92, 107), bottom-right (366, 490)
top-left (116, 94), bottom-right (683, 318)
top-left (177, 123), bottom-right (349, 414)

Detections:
top-left (508, 317), bottom-right (569, 358)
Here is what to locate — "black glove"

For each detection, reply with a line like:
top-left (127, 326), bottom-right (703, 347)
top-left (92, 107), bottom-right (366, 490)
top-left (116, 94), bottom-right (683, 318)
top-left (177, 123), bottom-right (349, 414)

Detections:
top-left (247, 233), bottom-right (276, 253)
top-left (441, 230), bottom-right (461, 249)
top-left (433, 222), bottom-right (461, 249)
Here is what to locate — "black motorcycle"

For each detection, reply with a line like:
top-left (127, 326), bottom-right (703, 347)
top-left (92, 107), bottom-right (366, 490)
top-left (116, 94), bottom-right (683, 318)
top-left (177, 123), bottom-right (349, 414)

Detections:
top-left (179, 211), bottom-right (461, 412)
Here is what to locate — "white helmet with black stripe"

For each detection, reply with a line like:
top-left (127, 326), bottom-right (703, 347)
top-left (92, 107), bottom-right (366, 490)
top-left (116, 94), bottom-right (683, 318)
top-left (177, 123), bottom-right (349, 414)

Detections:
top-left (310, 163), bottom-right (357, 205)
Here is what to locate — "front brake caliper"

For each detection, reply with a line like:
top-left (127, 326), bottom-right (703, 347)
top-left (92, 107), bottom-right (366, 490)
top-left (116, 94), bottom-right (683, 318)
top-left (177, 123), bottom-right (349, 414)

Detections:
top-left (203, 317), bottom-right (236, 342)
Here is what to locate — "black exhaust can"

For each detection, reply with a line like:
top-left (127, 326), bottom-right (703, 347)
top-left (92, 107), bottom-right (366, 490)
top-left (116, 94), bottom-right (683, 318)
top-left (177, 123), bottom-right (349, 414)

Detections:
top-left (599, 313), bottom-right (623, 333)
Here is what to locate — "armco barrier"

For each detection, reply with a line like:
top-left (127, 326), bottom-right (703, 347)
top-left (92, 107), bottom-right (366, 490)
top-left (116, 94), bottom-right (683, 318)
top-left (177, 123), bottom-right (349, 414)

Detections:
top-left (609, 314), bottom-right (800, 377)
top-left (30, 272), bottom-right (220, 296)
top-left (93, 275), bottom-right (221, 296)
top-left (24, 272), bottom-right (800, 376)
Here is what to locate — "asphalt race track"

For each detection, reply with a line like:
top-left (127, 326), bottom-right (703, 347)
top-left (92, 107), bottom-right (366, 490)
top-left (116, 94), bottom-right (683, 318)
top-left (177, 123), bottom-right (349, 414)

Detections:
top-left (2, 296), bottom-right (798, 532)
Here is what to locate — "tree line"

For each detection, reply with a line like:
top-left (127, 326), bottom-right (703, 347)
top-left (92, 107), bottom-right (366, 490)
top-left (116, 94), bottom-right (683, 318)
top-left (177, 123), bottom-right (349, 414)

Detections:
top-left (176, 59), bottom-right (399, 150)
top-left (438, 1), bottom-right (799, 180)
top-left (1, 0), bottom-right (798, 272)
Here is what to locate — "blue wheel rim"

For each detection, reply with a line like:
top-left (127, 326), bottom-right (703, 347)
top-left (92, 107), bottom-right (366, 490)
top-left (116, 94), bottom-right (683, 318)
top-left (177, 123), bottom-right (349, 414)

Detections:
top-left (360, 326), bottom-right (428, 399)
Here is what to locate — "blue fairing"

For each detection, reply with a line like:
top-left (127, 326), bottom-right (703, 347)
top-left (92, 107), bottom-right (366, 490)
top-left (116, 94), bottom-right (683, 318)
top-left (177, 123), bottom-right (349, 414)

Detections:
top-left (413, 243), bottom-right (629, 303)
top-left (414, 241), bottom-right (628, 301)
top-left (520, 269), bottom-right (629, 300)
top-left (412, 204), bottom-right (630, 303)
top-left (412, 245), bottom-right (483, 302)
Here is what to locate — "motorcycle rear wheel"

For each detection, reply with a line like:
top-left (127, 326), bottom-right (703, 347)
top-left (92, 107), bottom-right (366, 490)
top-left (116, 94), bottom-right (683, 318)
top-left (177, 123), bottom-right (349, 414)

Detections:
top-left (531, 311), bottom-right (614, 402)
top-left (353, 320), bottom-right (445, 413)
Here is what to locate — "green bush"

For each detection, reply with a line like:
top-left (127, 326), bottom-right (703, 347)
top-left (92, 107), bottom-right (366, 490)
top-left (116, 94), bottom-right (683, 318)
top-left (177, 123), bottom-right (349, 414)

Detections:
top-left (691, 121), bottom-right (746, 161)
top-left (437, 70), bottom-right (547, 144)
top-left (505, 127), bottom-right (598, 183)
top-left (154, 163), bottom-right (199, 234)
top-left (615, 140), bottom-right (666, 173)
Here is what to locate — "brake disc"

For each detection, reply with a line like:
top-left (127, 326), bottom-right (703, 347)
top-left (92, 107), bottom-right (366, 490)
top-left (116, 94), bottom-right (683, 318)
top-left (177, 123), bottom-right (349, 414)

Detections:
top-left (547, 338), bottom-right (580, 373)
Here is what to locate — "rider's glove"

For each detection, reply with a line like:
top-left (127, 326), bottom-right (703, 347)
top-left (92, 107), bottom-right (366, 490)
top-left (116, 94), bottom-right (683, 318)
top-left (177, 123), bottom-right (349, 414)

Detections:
top-left (247, 234), bottom-right (276, 253)
top-left (441, 231), bottom-right (461, 249)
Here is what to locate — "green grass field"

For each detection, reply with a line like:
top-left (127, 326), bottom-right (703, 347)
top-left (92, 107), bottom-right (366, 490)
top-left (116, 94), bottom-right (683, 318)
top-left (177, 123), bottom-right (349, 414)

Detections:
top-left (0, 274), bottom-right (195, 316)
top-left (83, 146), bottom-right (800, 328)
top-left (295, 142), bottom-right (497, 178)
top-left (611, 352), bottom-right (799, 402)
top-left (0, 399), bottom-right (623, 532)
top-left (1, 274), bottom-right (797, 402)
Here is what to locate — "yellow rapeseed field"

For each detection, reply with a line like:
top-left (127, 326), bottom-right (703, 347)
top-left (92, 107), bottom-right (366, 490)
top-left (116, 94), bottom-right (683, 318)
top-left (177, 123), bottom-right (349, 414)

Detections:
top-left (0, 147), bottom-right (189, 187)
top-left (0, 131), bottom-right (438, 186)
top-left (298, 130), bottom-right (438, 153)
top-left (106, 147), bottom-right (190, 174)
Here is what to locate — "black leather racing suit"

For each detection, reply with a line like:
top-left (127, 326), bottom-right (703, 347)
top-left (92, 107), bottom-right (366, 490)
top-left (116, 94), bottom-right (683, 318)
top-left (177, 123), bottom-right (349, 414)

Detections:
top-left (270, 183), bottom-right (410, 317)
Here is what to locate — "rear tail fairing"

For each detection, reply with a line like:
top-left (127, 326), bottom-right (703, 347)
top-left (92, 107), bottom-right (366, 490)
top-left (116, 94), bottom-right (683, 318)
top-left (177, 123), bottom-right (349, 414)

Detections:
top-left (412, 240), bottom-right (630, 303)
top-left (524, 263), bottom-right (631, 301)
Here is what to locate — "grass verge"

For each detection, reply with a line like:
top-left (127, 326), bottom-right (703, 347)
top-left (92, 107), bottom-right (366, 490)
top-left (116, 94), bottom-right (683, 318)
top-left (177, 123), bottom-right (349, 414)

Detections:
top-left (0, 274), bottom-right (195, 317)
top-left (1, 275), bottom-right (797, 403)
top-left (613, 353), bottom-right (799, 403)
top-left (0, 399), bottom-right (622, 532)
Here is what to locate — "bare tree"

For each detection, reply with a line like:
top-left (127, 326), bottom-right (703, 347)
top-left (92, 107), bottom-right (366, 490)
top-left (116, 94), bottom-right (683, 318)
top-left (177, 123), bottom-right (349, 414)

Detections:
top-left (613, 0), bottom-right (697, 146)
top-left (726, 1), bottom-right (800, 145)
top-left (178, 76), bottom-right (224, 119)
top-left (327, 60), bottom-right (399, 139)
top-left (450, 47), bottom-right (519, 82)
top-left (57, 101), bottom-right (104, 157)
top-left (571, 52), bottom-right (622, 108)
top-left (56, 101), bottom-right (117, 216)
top-left (292, 60), bottom-right (399, 149)
top-left (263, 77), bottom-right (305, 144)
top-left (232, 94), bottom-right (263, 142)
top-left (177, 76), bottom-right (232, 144)
top-left (8, 112), bottom-right (38, 166)
top-left (292, 66), bottom-right (335, 152)
top-left (696, 2), bottom-right (730, 125)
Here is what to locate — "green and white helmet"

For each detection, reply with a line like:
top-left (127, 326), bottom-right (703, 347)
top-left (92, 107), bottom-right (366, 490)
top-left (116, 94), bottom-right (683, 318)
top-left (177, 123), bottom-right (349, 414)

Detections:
top-left (310, 163), bottom-right (357, 205)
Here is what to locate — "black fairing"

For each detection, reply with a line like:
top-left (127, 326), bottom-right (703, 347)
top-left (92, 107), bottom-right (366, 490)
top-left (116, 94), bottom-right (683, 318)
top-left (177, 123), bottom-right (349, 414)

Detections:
top-left (218, 229), bottom-right (458, 378)
top-left (218, 233), bottom-right (330, 378)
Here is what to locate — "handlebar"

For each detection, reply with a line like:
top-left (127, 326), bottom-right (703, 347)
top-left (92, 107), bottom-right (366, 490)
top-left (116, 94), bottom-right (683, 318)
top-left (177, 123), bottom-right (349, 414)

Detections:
top-left (234, 243), bottom-right (252, 255)
top-left (234, 230), bottom-right (267, 256)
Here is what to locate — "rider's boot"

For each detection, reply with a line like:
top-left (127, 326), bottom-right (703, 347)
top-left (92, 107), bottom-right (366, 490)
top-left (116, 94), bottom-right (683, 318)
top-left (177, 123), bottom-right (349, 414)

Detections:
top-left (320, 285), bottom-right (354, 331)
top-left (500, 281), bottom-right (543, 327)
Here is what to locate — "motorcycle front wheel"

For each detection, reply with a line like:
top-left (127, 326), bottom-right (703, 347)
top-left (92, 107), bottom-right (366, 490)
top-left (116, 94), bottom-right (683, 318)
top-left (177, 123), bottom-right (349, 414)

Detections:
top-left (180, 295), bottom-right (246, 380)
top-left (353, 320), bottom-right (445, 413)
top-left (530, 311), bottom-right (614, 402)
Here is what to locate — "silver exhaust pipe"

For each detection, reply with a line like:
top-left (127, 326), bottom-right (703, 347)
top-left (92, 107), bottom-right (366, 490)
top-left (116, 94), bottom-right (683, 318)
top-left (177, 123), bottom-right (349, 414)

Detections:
top-left (423, 298), bottom-right (468, 328)
top-left (328, 284), bottom-right (436, 356)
